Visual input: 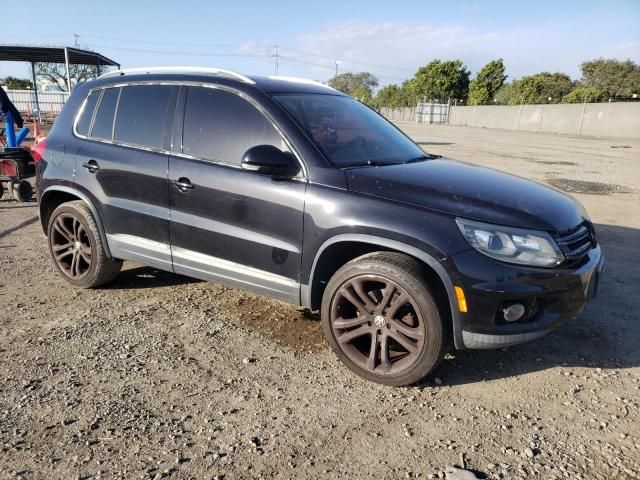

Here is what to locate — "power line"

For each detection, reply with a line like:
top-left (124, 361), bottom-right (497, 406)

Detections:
top-left (85, 44), bottom-right (409, 82)
top-left (276, 55), bottom-right (407, 81)
top-left (81, 34), bottom-right (272, 49)
top-left (84, 43), bottom-right (271, 58)
top-left (80, 34), bottom-right (415, 77)
top-left (79, 38), bottom-right (413, 82)
top-left (278, 55), bottom-right (335, 71)
top-left (5, 32), bottom-right (417, 78)
top-left (279, 46), bottom-right (415, 74)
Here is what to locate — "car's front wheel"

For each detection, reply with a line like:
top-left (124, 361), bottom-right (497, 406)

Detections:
top-left (322, 252), bottom-right (447, 386)
top-left (47, 201), bottom-right (122, 288)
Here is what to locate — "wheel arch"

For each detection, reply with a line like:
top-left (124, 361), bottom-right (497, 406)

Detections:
top-left (39, 186), bottom-right (113, 258)
top-left (302, 234), bottom-right (464, 349)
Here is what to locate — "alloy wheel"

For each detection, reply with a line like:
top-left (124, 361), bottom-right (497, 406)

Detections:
top-left (329, 274), bottom-right (426, 374)
top-left (50, 213), bottom-right (93, 279)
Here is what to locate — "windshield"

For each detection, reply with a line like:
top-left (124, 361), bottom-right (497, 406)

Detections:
top-left (272, 93), bottom-right (429, 168)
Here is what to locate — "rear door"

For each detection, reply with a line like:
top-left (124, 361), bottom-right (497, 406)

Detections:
top-left (74, 84), bottom-right (178, 270)
top-left (168, 86), bottom-right (306, 303)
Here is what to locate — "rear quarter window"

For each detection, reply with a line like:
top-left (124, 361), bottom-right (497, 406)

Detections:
top-left (113, 85), bottom-right (178, 150)
top-left (75, 90), bottom-right (100, 136)
top-left (91, 87), bottom-right (120, 140)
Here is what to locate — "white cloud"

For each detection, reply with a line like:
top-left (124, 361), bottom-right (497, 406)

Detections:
top-left (289, 19), bottom-right (640, 86)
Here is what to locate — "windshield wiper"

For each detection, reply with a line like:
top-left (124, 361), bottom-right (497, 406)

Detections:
top-left (404, 154), bottom-right (440, 164)
top-left (342, 160), bottom-right (399, 169)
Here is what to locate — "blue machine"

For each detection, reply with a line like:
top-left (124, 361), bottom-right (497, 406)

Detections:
top-left (1, 110), bottom-right (34, 202)
top-left (3, 110), bottom-right (30, 147)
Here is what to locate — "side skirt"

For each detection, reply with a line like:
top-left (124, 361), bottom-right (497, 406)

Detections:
top-left (107, 233), bottom-right (300, 304)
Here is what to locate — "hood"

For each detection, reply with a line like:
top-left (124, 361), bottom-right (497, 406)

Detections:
top-left (346, 159), bottom-right (587, 232)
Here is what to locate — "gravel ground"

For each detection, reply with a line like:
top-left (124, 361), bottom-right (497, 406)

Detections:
top-left (0, 125), bottom-right (639, 480)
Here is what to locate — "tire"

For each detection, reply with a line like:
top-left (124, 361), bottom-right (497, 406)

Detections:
top-left (321, 252), bottom-right (447, 386)
top-left (0, 182), bottom-right (4, 199)
top-left (11, 180), bottom-right (33, 202)
top-left (47, 200), bottom-right (122, 288)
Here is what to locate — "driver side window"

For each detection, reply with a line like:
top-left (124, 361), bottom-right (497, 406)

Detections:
top-left (182, 87), bottom-right (288, 165)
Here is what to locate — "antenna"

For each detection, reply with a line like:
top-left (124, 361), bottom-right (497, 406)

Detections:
top-left (273, 44), bottom-right (279, 77)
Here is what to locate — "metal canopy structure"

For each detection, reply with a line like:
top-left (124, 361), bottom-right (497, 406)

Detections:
top-left (0, 44), bottom-right (120, 121)
top-left (0, 45), bottom-right (119, 67)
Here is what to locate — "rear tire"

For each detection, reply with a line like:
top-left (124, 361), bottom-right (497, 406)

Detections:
top-left (321, 252), bottom-right (447, 386)
top-left (47, 200), bottom-right (122, 288)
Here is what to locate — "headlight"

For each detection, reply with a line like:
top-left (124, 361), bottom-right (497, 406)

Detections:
top-left (456, 218), bottom-right (564, 267)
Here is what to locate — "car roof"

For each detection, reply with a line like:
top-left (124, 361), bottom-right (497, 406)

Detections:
top-left (249, 75), bottom-right (342, 95)
top-left (92, 67), bottom-right (344, 96)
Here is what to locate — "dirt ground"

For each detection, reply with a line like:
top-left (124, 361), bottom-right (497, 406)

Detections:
top-left (0, 125), bottom-right (638, 480)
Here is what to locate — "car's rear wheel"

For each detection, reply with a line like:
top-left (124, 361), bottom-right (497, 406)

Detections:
top-left (47, 201), bottom-right (122, 288)
top-left (322, 252), bottom-right (446, 386)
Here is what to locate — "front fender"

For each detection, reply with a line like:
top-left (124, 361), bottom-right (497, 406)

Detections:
top-left (302, 233), bottom-right (465, 350)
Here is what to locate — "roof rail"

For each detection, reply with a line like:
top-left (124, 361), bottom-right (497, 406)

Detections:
top-left (267, 76), bottom-right (335, 90)
top-left (99, 66), bottom-right (255, 84)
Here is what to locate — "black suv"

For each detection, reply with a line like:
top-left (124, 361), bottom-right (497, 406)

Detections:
top-left (36, 67), bottom-right (603, 386)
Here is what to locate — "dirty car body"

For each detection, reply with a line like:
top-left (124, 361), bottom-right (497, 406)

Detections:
top-left (36, 68), bottom-right (603, 385)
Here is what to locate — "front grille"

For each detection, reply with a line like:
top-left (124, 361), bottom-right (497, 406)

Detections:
top-left (556, 221), bottom-right (596, 263)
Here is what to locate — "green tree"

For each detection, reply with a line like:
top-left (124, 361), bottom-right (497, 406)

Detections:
top-left (373, 84), bottom-right (407, 108)
top-left (494, 82), bottom-right (515, 105)
top-left (562, 86), bottom-right (604, 103)
top-left (408, 59), bottom-right (470, 102)
top-left (496, 72), bottom-right (574, 105)
top-left (1, 76), bottom-right (33, 89)
top-left (35, 62), bottom-right (99, 92)
top-left (468, 59), bottom-right (507, 105)
top-left (328, 72), bottom-right (379, 97)
top-left (352, 84), bottom-right (373, 105)
top-left (580, 58), bottom-right (640, 99)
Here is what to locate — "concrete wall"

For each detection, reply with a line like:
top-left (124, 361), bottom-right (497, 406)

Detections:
top-left (448, 102), bottom-right (640, 139)
top-left (379, 106), bottom-right (416, 122)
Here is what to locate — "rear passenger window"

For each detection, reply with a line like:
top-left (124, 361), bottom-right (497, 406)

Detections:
top-left (114, 85), bottom-right (177, 150)
top-left (182, 87), bottom-right (286, 164)
top-left (76, 90), bottom-right (99, 136)
top-left (91, 88), bottom-right (120, 140)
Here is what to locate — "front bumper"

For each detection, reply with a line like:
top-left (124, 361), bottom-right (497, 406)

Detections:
top-left (449, 245), bottom-right (603, 349)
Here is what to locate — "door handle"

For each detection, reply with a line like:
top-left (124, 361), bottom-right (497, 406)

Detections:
top-left (82, 160), bottom-right (100, 173)
top-left (171, 177), bottom-right (194, 192)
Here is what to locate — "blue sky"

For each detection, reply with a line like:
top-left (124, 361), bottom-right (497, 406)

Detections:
top-left (1, 0), bottom-right (639, 87)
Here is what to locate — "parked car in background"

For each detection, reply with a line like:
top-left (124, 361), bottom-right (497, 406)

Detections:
top-left (35, 67), bottom-right (603, 386)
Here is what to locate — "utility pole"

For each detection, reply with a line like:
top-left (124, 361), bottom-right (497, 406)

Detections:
top-left (74, 34), bottom-right (79, 47)
top-left (273, 44), bottom-right (279, 76)
top-left (334, 60), bottom-right (340, 78)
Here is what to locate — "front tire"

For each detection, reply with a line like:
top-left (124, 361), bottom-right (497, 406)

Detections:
top-left (321, 252), bottom-right (446, 386)
top-left (47, 201), bottom-right (122, 288)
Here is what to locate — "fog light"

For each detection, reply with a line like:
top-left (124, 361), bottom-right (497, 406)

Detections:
top-left (503, 303), bottom-right (526, 322)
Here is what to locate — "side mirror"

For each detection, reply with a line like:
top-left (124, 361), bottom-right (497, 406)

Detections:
top-left (241, 145), bottom-right (300, 178)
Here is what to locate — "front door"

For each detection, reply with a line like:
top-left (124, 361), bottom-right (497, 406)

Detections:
top-left (168, 86), bottom-right (306, 303)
